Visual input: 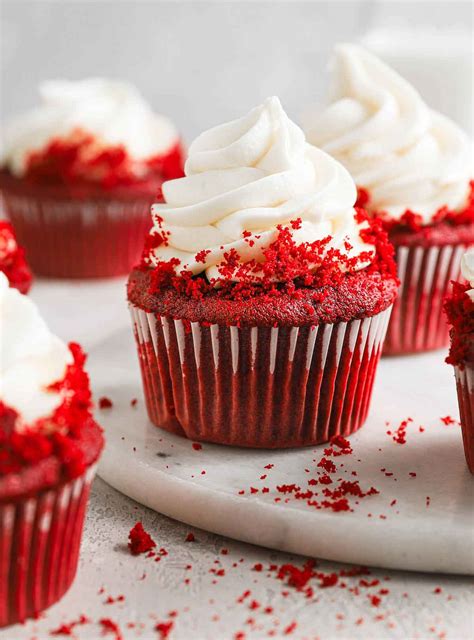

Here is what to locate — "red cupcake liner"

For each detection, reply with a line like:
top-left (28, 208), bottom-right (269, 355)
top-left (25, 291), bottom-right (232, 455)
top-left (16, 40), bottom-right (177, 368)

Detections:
top-left (0, 463), bottom-right (97, 628)
top-left (454, 364), bottom-right (474, 474)
top-left (2, 191), bottom-right (153, 278)
top-left (384, 243), bottom-right (467, 355)
top-left (130, 304), bottom-right (392, 448)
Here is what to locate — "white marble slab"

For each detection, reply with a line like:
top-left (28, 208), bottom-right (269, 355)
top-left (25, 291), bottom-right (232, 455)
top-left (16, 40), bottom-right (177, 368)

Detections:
top-left (89, 327), bottom-right (474, 576)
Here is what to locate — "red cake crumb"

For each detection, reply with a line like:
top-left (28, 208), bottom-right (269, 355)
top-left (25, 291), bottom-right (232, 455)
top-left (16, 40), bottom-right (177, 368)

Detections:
top-left (99, 396), bottom-right (113, 409)
top-left (50, 615), bottom-right (90, 636)
top-left (128, 522), bottom-right (156, 555)
top-left (185, 532), bottom-right (196, 542)
top-left (283, 621), bottom-right (297, 635)
top-left (440, 415), bottom-right (457, 425)
top-left (192, 442), bottom-right (203, 450)
top-left (99, 618), bottom-right (123, 640)
top-left (388, 417), bottom-right (413, 444)
top-left (155, 620), bottom-right (174, 639)
top-left (24, 129), bottom-right (184, 189)
top-left (0, 221), bottom-right (32, 293)
top-left (130, 398), bottom-right (138, 407)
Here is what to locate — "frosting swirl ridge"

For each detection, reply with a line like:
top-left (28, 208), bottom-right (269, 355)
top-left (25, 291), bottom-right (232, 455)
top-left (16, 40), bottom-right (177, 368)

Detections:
top-left (150, 96), bottom-right (373, 281)
top-left (305, 44), bottom-right (471, 224)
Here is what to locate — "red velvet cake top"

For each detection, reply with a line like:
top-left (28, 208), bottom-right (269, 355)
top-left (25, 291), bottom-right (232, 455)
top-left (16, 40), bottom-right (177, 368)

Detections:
top-left (1, 79), bottom-right (185, 191)
top-left (0, 221), bottom-right (32, 293)
top-left (22, 130), bottom-right (184, 190)
top-left (0, 343), bottom-right (99, 482)
top-left (356, 181), bottom-right (474, 238)
top-left (130, 210), bottom-right (398, 326)
top-left (444, 282), bottom-right (474, 367)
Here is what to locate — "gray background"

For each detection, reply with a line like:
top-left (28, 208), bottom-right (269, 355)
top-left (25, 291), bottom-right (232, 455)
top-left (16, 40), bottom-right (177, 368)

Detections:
top-left (1, 0), bottom-right (473, 145)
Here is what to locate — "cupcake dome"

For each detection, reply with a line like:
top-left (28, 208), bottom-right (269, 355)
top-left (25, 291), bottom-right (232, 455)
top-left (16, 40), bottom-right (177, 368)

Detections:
top-left (305, 44), bottom-right (473, 355)
top-left (0, 274), bottom-right (103, 626)
top-left (128, 97), bottom-right (398, 448)
top-left (0, 79), bottom-right (185, 278)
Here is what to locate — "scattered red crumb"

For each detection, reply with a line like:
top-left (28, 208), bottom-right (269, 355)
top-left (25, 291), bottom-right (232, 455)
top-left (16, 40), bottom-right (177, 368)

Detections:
top-left (368, 595), bottom-right (381, 607)
top-left (128, 522), bottom-right (156, 555)
top-left (104, 595), bottom-right (125, 605)
top-left (388, 417), bottom-right (413, 444)
top-left (283, 621), bottom-right (297, 635)
top-left (185, 532), bottom-right (196, 542)
top-left (99, 396), bottom-right (113, 409)
top-left (440, 415), bottom-right (457, 426)
top-left (409, 472), bottom-right (417, 478)
top-left (155, 620), bottom-right (174, 639)
top-left (50, 615), bottom-right (90, 636)
top-left (434, 587), bottom-right (442, 594)
top-left (264, 464), bottom-right (274, 469)
top-left (253, 563), bottom-right (263, 572)
top-left (99, 618), bottom-right (123, 640)
top-left (192, 442), bottom-right (203, 450)
top-left (426, 496), bottom-right (431, 507)
top-left (130, 398), bottom-right (138, 407)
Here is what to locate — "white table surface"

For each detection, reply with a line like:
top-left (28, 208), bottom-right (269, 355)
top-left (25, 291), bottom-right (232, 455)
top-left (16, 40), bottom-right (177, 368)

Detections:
top-left (3, 278), bottom-right (473, 640)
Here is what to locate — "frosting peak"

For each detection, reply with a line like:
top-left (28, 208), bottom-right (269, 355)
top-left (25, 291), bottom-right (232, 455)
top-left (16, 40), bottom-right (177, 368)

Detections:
top-left (0, 273), bottom-right (72, 425)
top-left (149, 96), bottom-right (374, 282)
top-left (1, 78), bottom-right (179, 177)
top-left (305, 44), bottom-right (471, 224)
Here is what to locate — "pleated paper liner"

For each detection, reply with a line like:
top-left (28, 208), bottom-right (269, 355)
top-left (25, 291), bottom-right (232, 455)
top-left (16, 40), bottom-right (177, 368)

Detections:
top-left (130, 303), bottom-right (392, 448)
top-left (454, 364), bottom-right (474, 474)
top-left (384, 243), bottom-right (466, 355)
top-left (3, 191), bottom-right (153, 278)
top-left (0, 463), bottom-right (97, 628)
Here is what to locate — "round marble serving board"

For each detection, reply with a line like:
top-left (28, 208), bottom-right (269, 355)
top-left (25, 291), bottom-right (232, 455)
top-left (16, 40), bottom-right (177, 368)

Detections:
top-left (89, 327), bottom-right (474, 575)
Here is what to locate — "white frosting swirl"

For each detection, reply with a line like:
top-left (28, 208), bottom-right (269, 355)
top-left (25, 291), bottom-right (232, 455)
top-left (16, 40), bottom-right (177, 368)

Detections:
top-left (1, 78), bottom-right (179, 176)
top-left (149, 96), bottom-right (373, 282)
top-left (0, 273), bottom-right (72, 425)
top-left (305, 44), bottom-right (471, 224)
top-left (461, 249), bottom-right (474, 302)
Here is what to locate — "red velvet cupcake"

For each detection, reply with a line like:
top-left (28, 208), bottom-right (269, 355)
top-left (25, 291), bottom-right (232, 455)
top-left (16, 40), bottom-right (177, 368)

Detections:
top-left (0, 79), bottom-right (184, 278)
top-left (305, 44), bottom-right (473, 355)
top-left (0, 274), bottom-right (104, 626)
top-left (128, 97), bottom-right (398, 448)
top-left (444, 250), bottom-right (474, 473)
top-left (0, 220), bottom-right (32, 293)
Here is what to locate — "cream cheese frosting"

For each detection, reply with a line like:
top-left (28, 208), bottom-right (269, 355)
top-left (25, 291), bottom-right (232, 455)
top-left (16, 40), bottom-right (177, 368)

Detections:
top-left (305, 44), bottom-right (472, 224)
top-left (461, 249), bottom-right (474, 302)
top-left (0, 273), bottom-right (72, 425)
top-left (149, 96), bottom-right (374, 282)
top-left (1, 78), bottom-right (179, 176)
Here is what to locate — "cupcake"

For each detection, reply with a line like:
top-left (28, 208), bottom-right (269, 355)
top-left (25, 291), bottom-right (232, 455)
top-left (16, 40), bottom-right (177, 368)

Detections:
top-left (0, 274), bottom-right (104, 626)
top-left (305, 44), bottom-right (473, 355)
top-left (0, 220), bottom-right (32, 293)
top-left (444, 250), bottom-right (474, 473)
top-left (0, 79), bottom-right (184, 278)
top-left (128, 97), bottom-right (398, 448)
